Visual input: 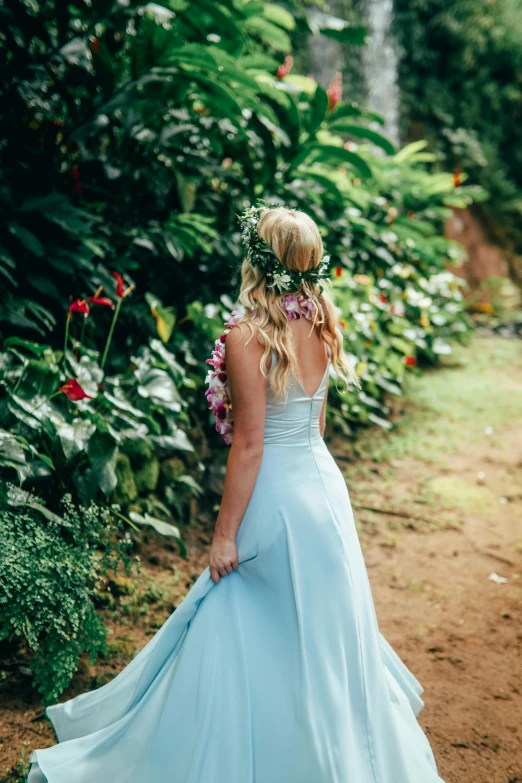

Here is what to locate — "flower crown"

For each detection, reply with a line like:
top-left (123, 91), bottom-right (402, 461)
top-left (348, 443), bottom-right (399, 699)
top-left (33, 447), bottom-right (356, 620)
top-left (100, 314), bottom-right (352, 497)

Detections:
top-left (238, 202), bottom-right (331, 292)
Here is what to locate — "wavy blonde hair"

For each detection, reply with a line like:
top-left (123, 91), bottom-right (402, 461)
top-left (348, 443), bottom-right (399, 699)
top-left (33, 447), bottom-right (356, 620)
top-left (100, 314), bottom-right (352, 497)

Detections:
top-left (236, 206), bottom-right (359, 397)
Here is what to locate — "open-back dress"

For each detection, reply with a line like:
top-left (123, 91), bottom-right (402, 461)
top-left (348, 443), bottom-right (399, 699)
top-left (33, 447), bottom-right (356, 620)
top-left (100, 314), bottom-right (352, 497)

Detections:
top-left (29, 351), bottom-right (445, 783)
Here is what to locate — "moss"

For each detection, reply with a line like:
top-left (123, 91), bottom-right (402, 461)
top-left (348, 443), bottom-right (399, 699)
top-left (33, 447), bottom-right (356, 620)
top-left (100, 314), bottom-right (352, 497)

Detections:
top-left (426, 476), bottom-right (495, 512)
top-left (123, 439), bottom-right (154, 467)
top-left (147, 612), bottom-right (168, 630)
top-left (112, 453), bottom-right (138, 506)
top-left (124, 438), bottom-right (153, 468)
top-left (107, 575), bottom-right (136, 597)
top-left (91, 674), bottom-right (113, 688)
top-left (161, 457), bottom-right (186, 483)
top-left (135, 456), bottom-right (160, 493)
top-left (106, 638), bottom-right (137, 660)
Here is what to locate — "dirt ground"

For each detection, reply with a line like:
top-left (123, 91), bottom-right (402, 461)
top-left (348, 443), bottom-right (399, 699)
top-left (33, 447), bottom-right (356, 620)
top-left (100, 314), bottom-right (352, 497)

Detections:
top-left (1, 335), bottom-right (521, 782)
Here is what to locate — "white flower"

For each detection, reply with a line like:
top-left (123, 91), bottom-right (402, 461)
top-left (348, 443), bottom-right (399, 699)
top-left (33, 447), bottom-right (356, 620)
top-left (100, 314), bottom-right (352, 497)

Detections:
top-left (269, 272), bottom-right (292, 291)
top-left (143, 3), bottom-right (175, 23)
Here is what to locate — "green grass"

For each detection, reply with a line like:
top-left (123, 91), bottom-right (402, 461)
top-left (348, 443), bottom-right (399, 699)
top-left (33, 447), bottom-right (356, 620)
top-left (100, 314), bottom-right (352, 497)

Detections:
top-left (354, 336), bottom-right (522, 465)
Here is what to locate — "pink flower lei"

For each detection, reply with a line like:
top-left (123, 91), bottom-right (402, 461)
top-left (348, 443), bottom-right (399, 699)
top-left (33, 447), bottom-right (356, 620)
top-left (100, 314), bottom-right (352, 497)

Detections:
top-left (205, 293), bottom-right (316, 444)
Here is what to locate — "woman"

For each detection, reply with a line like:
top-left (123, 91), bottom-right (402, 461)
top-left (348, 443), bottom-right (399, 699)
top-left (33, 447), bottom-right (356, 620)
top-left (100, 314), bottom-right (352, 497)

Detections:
top-left (29, 206), bottom-right (445, 782)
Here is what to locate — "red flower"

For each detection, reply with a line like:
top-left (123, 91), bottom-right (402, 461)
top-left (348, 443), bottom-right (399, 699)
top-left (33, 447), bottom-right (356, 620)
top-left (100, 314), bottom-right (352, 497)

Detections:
top-left (404, 356), bottom-right (417, 367)
top-left (89, 296), bottom-right (115, 309)
top-left (69, 299), bottom-right (89, 316)
top-left (334, 265), bottom-right (343, 278)
top-left (70, 166), bottom-right (82, 197)
top-left (327, 72), bottom-right (342, 112)
top-left (59, 379), bottom-right (93, 401)
top-left (453, 169), bottom-right (462, 188)
top-left (90, 37), bottom-right (99, 53)
top-left (379, 294), bottom-right (388, 303)
top-left (112, 271), bottom-right (125, 298)
top-left (276, 56), bottom-right (293, 79)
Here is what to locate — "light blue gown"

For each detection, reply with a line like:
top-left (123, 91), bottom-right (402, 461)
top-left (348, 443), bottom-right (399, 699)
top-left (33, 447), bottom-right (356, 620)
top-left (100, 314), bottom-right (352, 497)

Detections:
top-left (29, 355), bottom-right (445, 783)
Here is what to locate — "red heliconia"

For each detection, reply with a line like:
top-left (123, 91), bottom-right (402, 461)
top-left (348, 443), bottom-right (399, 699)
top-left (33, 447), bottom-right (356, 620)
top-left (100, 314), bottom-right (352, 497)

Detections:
top-left (379, 294), bottom-right (388, 304)
top-left (327, 72), bottom-right (342, 112)
top-left (334, 265), bottom-right (343, 278)
top-left (276, 55), bottom-right (293, 79)
top-left (59, 379), bottom-right (93, 401)
top-left (69, 299), bottom-right (89, 316)
top-left (89, 296), bottom-right (114, 309)
top-left (112, 271), bottom-right (125, 298)
top-left (404, 356), bottom-right (417, 367)
top-left (453, 169), bottom-right (462, 188)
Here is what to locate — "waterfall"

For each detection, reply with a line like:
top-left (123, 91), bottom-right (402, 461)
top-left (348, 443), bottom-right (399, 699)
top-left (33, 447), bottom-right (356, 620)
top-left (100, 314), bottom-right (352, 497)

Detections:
top-left (362, 0), bottom-right (400, 145)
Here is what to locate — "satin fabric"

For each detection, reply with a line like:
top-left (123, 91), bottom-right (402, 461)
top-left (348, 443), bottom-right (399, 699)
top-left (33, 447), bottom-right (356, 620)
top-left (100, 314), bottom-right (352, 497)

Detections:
top-left (29, 357), bottom-right (444, 782)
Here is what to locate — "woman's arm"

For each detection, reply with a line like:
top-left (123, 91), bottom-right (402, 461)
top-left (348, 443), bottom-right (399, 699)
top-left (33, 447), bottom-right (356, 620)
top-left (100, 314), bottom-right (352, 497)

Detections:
top-left (209, 325), bottom-right (266, 584)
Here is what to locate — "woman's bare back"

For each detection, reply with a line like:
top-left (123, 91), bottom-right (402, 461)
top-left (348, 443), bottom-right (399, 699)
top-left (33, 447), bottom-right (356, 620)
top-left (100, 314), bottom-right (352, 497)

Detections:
top-left (288, 317), bottom-right (328, 399)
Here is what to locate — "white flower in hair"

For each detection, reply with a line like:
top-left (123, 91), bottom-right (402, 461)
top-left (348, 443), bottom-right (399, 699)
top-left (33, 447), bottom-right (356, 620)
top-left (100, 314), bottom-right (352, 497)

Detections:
top-left (269, 272), bottom-right (292, 291)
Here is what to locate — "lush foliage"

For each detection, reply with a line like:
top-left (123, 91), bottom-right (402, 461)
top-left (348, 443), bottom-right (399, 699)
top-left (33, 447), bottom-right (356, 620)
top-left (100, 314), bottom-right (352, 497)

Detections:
top-left (0, 305), bottom-right (199, 541)
top-left (0, 0), bottom-right (483, 702)
top-left (0, 0), bottom-right (480, 513)
top-left (394, 0), bottom-right (522, 280)
top-left (0, 489), bottom-right (133, 703)
top-left (324, 143), bottom-right (479, 431)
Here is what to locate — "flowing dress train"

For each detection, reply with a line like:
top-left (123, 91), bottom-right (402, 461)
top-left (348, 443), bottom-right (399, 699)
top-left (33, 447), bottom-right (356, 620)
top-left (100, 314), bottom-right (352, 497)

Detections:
top-left (29, 355), bottom-right (445, 783)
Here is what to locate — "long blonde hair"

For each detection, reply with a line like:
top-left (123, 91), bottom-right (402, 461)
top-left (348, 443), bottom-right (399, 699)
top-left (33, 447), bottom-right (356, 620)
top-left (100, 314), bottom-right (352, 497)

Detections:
top-left (236, 206), bottom-right (359, 397)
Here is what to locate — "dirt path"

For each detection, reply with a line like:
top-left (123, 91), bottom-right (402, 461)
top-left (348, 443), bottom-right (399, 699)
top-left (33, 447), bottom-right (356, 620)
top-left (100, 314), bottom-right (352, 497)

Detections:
top-left (1, 335), bottom-right (521, 782)
top-left (336, 335), bottom-right (522, 783)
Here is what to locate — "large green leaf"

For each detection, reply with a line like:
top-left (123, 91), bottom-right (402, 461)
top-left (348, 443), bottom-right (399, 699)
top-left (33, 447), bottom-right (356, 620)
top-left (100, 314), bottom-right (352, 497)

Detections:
top-left (328, 102), bottom-right (385, 126)
top-left (263, 4), bottom-right (296, 31)
top-left (307, 86), bottom-right (328, 136)
top-left (88, 432), bottom-right (118, 497)
top-left (298, 168), bottom-right (345, 209)
top-left (394, 140), bottom-right (429, 162)
top-left (5, 485), bottom-right (65, 525)
top-left (128, 511), bottom-right (187, 557)
top-left (291, 144), bottom-right (373, 179)
top-left (149, 339), bottom-right (185, 382)
top-left (146, 295), bottom-right (176, 344)
top-left (243, 16), bottom-right (292, 51)
top-left (7, 222), bottom-right (44, 257)
top-left (150, 429), bottom-right (194, 452)
top-left (328, 123), bottom-right (396, 155)
top-left (0, 430), bottom-right (31, 484)
top-left (56, 419), bottom-right (96, 461)
top-left (4, 337), bottom-right (49, 357)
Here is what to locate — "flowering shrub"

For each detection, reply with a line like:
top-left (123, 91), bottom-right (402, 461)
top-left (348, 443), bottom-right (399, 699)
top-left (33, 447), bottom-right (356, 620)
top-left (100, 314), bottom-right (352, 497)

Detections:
top-left (0, 289), bottom-right (198, 538)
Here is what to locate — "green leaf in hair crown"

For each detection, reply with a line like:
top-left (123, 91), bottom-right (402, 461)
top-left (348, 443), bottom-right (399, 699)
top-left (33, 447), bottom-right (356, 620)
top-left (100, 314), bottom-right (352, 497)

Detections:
top-left (238, 201), bottom-right (331, 292)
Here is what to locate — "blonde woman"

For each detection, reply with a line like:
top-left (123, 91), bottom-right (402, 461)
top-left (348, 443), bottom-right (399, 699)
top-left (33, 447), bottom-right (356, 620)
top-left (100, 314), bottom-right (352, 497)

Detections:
top-left (29, 206), bottom-right (445, 783)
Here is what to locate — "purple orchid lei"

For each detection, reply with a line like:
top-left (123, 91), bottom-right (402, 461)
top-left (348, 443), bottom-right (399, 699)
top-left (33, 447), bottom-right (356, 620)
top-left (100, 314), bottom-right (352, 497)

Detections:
top-left (205, 293), bottom-right (317, 444)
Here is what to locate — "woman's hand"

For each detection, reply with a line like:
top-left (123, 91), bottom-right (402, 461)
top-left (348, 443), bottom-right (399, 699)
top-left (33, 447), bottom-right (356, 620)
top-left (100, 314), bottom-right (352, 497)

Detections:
top-left (209, 533), bottom-right (239, 583)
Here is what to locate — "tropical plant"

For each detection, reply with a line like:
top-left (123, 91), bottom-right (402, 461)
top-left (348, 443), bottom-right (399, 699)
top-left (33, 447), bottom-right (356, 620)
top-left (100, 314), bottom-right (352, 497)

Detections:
top-left (0, 297), bottom-right (198, 537)
top-left (0, 490), bottom-right (133, 703)
top-left (0, 0), bottom-right (485, 707)
top-left (0, 0), bottom-right (479, 444)
top-left (394, 0), bottom-right (522, 282)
